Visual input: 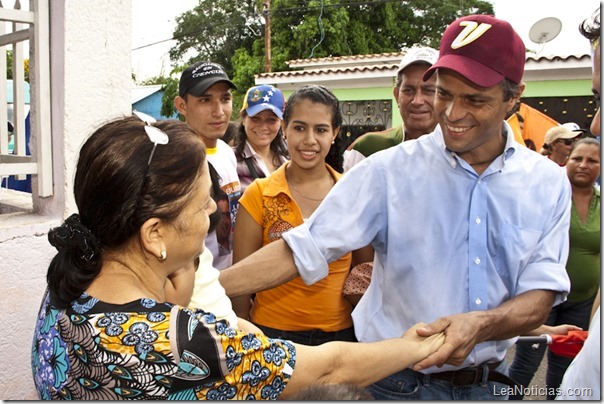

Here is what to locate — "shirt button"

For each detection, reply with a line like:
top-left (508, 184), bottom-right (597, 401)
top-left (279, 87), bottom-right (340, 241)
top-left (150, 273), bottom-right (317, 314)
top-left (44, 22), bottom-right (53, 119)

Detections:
top-left (476, 298), bottom-right (482, 305)
top-left (474, 257), bottom-right (481, 265)
top-left (475, 217), bottom-right (481, 224)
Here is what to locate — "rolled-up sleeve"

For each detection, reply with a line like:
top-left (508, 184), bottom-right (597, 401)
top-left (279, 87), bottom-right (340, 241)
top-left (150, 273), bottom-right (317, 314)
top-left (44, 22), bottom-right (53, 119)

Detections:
top-left (281, 224), bottom-right (330, 285)
top-left (515, 167), bottom-right (572, 305)
top-left (281, 158), bottom-right (387, 286)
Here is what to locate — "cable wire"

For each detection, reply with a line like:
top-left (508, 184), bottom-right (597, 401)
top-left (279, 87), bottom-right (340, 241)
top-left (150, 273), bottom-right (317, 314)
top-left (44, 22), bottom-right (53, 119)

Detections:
top-left (308, 0), bottom-right (325, 58)
top-left (132, 0), bottom-right (405, 52)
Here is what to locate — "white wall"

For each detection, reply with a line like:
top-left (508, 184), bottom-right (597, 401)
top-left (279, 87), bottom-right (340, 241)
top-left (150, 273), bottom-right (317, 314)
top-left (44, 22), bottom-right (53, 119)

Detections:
top-left (0, 0), bottom-right (132, 399)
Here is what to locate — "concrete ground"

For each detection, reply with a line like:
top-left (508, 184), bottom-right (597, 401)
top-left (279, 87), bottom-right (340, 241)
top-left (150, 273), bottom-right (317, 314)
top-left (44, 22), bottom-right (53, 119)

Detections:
top-left (506, 345), bottom-right (548, 400)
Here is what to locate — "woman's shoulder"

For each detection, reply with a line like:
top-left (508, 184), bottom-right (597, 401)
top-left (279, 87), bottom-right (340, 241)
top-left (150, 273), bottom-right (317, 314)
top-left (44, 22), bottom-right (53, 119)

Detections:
top-left (66, 294), bottom-right (173, 314)
top-left (32, 291), bottom-right (298, 400)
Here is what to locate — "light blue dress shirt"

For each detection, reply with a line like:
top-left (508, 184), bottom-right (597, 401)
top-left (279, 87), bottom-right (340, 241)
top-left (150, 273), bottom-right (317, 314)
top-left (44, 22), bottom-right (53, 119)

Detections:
top-left (282, 123), bottom-right (571, 373)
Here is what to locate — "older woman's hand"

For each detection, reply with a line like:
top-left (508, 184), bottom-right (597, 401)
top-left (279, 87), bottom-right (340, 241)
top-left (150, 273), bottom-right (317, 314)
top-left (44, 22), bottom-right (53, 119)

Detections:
top-left (401, 322), bottom-right (445, 364)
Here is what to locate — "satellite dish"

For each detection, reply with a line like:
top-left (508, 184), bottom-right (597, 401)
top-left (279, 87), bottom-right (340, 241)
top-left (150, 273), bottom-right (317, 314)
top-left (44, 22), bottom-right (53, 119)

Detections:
top-left (529, 17), bottom-right (562, 45)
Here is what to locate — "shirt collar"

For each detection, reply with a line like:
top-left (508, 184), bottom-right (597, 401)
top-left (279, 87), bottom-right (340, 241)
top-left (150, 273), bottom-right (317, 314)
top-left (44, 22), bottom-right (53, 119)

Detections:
top-left (242, 140), bottom-right (258, 159)
top-left (435, 121), bottom-right (518, 170)
top-left (263, 162), bottom-right (342, 198)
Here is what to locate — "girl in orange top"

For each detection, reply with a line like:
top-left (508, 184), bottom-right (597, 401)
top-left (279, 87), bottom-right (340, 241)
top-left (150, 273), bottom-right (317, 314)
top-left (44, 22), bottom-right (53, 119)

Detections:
top-left (232, 85), bottom-right (368, 345)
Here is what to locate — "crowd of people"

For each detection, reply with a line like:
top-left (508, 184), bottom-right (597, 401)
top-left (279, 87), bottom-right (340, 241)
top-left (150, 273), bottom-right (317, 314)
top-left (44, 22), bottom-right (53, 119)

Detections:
top-left (31, 8), bottom-right (600, 401)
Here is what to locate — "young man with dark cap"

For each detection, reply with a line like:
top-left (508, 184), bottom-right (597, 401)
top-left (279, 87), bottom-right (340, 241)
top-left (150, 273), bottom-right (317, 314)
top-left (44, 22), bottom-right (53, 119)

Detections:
top-left (219, 15), bottom-right (571, 400)
top-left (174, 61), bottom-right (241, 270)
top-left (343, 46), bottom-right (439, 171)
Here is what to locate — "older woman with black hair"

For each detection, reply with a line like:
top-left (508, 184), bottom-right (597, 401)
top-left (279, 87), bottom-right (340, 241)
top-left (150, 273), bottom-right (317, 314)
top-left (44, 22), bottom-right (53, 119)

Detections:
top-left (31, 115), bottom-right (443, 400)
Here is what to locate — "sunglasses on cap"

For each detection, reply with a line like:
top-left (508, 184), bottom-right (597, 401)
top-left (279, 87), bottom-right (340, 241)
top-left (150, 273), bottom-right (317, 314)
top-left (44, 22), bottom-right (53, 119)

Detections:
top-left (557, 136), bottom-right (582, 146)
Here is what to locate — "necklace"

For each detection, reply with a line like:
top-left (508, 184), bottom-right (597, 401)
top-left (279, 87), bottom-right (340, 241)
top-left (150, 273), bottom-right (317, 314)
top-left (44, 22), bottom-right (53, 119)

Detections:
top-left (288, 173), bottom-right (335, 201)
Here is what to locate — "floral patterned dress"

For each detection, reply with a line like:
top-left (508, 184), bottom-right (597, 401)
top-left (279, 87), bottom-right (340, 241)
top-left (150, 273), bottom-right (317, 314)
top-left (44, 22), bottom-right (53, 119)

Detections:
top-left (31, 291), bottom-right (296, 400)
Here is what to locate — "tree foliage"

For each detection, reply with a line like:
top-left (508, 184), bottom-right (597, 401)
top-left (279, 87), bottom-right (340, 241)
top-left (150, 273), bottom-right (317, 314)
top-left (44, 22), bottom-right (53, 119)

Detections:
top-left (162, 0), bottom-right (494, 119)
top-left (6, 50), bottom-right (30, 82)
top-left (169, 0), bottom-right (261, 74)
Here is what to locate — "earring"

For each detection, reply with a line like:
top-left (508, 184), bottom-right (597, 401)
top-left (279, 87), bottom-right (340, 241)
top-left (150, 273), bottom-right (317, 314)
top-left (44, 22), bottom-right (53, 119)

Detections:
top-left (159, 250), bottom-right (167, 261)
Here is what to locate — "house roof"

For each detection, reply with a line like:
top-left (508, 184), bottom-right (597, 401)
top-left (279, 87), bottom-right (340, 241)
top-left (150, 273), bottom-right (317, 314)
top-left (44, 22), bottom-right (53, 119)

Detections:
top-left (259, 64), bottom-right (399, 80)
top-left (256, 52), bottom-right (592, 88)
top-left (131, 84), bottom-right (162, 104)
top-left (287, 52), bottom-right (405, 69)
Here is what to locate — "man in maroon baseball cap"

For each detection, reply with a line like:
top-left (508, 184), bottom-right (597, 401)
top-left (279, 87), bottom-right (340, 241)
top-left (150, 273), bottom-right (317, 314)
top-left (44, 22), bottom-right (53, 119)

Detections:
top-left (419, 14), bottom-right (528, 175)
top-left (219, 14), bottom-right (571, 402)
top-left (385, 15), bottom-right (570, 400)
top-left (423, 14), bottom-right (525, 87)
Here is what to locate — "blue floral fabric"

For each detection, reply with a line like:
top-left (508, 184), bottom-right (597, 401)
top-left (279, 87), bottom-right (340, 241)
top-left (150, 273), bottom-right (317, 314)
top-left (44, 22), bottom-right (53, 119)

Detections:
top-left (31, 291), bottom-right (295, 400)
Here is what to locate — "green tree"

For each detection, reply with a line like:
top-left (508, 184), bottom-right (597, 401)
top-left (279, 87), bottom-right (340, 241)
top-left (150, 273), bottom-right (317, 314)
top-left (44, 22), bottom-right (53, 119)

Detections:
top-left (268, 0), bottom-right (493, 63)
top-left (169, 0), bottom-right (261, 74)
top-left (139, 75), bottom-right (173, 86)
top-left (6, 50), bottom-right (30, 82)
top-left (163, 0), bottom-right (494, 119)
top-left (159, 66), bottom-right (186, 119)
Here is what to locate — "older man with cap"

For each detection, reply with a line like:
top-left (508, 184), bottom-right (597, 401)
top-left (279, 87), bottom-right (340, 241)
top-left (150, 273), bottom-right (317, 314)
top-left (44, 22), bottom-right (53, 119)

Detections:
top-left (174, 61), bottom-right (241, 271)
top-left (343, 46), bottom-right (438, 172)
top-left (219, 15), bottom-right (571, 400)
top-left (541, 125), bottom-right (585, 166)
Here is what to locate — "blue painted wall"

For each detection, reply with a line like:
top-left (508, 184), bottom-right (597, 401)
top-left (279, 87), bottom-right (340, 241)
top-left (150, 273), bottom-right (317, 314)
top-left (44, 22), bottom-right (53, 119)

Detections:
top-left (132, 91), bottom-right (178, 120)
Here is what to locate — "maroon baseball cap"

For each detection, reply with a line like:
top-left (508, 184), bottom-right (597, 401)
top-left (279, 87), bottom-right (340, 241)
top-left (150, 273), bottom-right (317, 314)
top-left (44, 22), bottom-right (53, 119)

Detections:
top-left (424, 14), bottom-right (526, 87)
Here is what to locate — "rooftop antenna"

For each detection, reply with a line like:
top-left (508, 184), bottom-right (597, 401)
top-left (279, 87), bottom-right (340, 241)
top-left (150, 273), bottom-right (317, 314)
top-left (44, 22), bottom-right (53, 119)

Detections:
top-left (528, 17), bottom-right (562, 56)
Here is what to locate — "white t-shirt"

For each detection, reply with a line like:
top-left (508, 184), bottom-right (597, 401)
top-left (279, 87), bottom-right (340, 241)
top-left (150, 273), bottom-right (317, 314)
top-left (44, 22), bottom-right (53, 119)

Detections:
top-left (189, 245), bottom-right (238, 328)
top-left (555, 307), bottom-right (600, 400)
top-left (205, 139), bottom-right (241, 270)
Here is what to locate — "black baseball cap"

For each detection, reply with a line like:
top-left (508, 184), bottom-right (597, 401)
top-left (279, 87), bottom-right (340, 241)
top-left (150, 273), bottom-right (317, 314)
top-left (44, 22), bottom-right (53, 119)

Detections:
top-left (178, 61), bottom-right (236, 97)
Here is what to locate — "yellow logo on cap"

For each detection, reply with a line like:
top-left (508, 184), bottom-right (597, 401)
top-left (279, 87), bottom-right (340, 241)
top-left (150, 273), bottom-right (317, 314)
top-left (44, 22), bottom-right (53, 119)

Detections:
top-left (250, 89), bottom-right (262, 102)
top-left (451, 22), bottom-right (492, 49)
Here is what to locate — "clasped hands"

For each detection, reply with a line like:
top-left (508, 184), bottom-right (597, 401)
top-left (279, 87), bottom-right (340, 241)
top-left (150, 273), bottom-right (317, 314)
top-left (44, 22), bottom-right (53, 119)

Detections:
top-left (403, 312), bottom-right (484, 371)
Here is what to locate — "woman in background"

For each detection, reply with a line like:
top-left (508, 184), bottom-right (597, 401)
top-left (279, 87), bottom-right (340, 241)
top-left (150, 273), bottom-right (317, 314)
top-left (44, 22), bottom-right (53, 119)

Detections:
top-left (510, 138), bottom-right (600, 399)
top-left (233, 84), bottom-right (289, 193)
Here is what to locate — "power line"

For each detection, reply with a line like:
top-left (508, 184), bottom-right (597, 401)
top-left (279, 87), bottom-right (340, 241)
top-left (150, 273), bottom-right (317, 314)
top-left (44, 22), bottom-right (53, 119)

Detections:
top-left (133, 37), bottom-right (176, 51)
top-left (308, 0), bottom-right (325, 58)
top-left (132, 0), bottom-right (402, 52)
top-left (132, 15), bottom-right (241, 51)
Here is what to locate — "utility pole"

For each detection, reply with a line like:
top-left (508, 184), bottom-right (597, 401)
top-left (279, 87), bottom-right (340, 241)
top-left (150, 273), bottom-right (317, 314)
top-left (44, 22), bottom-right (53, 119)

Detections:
top-left (263, 0), bottom-right (272, 73)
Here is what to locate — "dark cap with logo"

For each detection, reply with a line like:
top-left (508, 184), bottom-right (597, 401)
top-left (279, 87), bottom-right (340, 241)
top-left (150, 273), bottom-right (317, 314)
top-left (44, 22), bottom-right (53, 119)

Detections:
top-left (178, 61), bottom-right (237, 97)
top-left (424, 14), bottom-right (526, 87)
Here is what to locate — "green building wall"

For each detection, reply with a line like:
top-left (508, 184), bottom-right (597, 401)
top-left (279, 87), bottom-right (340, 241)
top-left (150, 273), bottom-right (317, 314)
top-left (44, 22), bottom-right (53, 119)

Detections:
top-left (281, 78), bottom-right (593, 131)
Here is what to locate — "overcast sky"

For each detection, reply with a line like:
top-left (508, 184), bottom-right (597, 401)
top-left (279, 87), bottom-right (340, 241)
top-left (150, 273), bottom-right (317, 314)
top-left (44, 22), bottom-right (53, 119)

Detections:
top-left (131, 0), bottom-right (599, 81)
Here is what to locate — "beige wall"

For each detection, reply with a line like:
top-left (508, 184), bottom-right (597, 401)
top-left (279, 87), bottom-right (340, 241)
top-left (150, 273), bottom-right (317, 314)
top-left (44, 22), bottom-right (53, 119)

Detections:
top-left (0, 0), bottom-right (132, 399)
